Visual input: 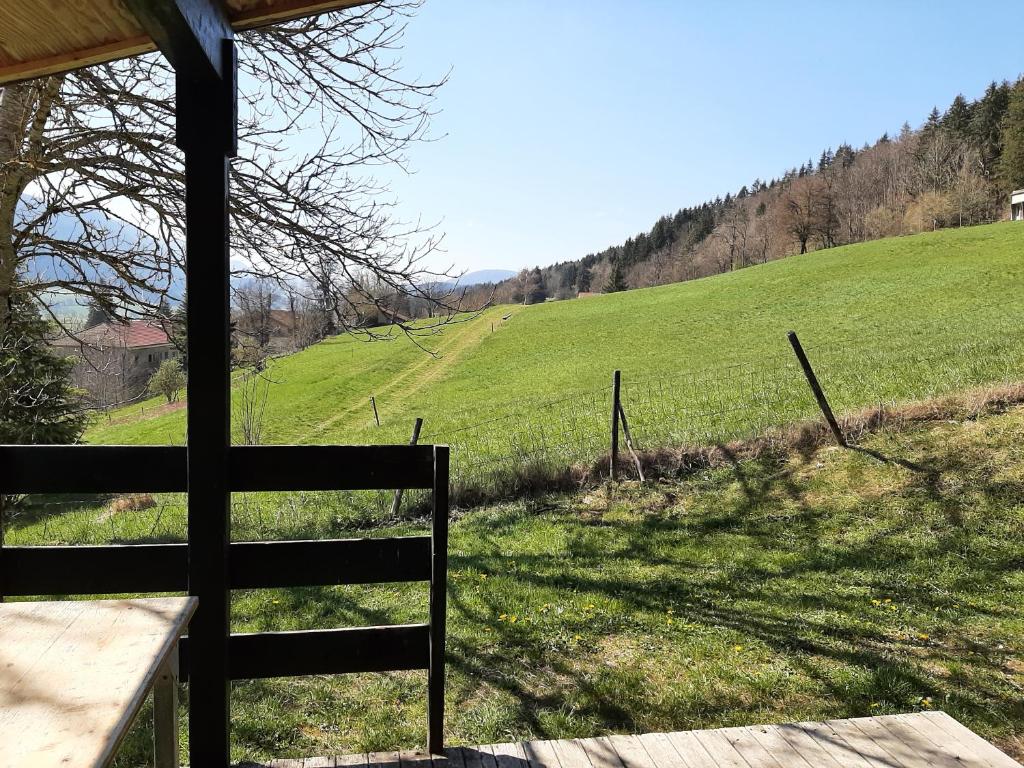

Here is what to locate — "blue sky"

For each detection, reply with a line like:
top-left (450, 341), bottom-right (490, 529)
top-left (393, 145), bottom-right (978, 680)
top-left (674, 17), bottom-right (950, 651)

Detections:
top-left (371, 0), bottom-right (1023, 275)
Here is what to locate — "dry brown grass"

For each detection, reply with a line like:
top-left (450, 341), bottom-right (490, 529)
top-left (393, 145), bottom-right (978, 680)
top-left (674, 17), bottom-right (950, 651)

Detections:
top-left (106, 493), bottom-right (157, 515)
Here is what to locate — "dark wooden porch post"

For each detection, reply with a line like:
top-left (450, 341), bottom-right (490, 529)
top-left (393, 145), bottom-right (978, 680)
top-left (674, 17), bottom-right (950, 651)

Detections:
top-left (122, 2), bottom-right (238, 764)
top-left (179, 47), bottom-right (236, 767)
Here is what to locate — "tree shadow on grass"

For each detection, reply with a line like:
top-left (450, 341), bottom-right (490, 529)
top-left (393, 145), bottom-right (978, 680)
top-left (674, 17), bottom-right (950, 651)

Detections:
top-left (440, 434), bottom-right (1024, 746)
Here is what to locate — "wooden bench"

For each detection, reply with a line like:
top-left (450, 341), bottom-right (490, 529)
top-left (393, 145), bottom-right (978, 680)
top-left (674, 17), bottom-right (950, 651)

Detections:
top-left (0, 597), bottom-right (197, 768)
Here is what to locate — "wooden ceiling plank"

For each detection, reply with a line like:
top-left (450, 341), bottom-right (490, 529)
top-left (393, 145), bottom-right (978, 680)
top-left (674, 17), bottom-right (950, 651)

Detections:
top-left (228, 0), bottom-right (374, 30)
top-left (0, 0), bottom-right (371, 85)
top-left (0, 36), bottom-right (156, 84)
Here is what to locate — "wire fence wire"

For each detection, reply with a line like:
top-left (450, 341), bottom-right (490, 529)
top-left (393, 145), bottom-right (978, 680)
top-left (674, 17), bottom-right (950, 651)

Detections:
top-left (410, 317), bottom-right (1024, 501)
top-left (8, 312), bottom-right (1024, 546)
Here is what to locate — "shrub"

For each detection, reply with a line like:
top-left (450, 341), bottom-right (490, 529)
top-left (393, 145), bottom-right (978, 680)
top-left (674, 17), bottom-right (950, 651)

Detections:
top-left (148, 359), bottom-right (186, 403)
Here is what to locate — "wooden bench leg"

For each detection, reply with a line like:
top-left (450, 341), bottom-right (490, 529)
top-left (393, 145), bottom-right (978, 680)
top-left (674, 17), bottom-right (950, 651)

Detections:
top-left (154, 645), bottom-right (180, 768)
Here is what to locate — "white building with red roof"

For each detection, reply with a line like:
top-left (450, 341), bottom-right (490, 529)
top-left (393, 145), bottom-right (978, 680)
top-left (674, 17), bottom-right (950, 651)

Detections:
top-left (52, 320), bottom-right (178, 407)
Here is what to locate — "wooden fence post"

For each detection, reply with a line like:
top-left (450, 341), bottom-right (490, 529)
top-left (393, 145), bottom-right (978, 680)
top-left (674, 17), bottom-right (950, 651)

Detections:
top-left (391, 418), bottom-right (423, 517)
top-left (610, 370), bottom-right (621, 480)
top-left (787, 331), bottom-right (846, 446)
top-left (370, 396), bottom-right (380, 427)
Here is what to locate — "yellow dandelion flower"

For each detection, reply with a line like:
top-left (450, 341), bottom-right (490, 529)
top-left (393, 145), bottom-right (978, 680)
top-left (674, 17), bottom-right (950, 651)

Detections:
top-left (871, 599), bottom-right (881, 606)
top-left (498, 613), bottom-right (507, 621)
top-left (667, 618), bottom-right (674, 625)
top-left (573, 634), bottom-right (582, 641)
top-left (883, 598), bottom-right (892, 604)
top-left (509, 615), bottom-right (518, 623)
top-left (918, 633), bottom-right (930, 641)
top-left (733, 645), bottom-right (744, 652)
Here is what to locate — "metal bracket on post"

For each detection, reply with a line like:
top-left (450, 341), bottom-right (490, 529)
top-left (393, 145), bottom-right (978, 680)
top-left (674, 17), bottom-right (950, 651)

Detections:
top-left (787, 331), bottom-right (846, 446)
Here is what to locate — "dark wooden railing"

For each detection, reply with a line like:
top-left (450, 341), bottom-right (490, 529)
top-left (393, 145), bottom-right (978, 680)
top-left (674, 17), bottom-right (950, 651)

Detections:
top-left (0, 442), bottom-right (449, 754)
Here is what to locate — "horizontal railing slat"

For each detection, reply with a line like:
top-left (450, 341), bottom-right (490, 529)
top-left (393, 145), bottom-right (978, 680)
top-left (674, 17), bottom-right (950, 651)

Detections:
top-left (2, 538), bottom-right (432, 596)
top-left (1, 443), bottom-right (436, 495)
top-left (229, 445), bottom-right (436, 491)
top-left (231, 536), bottom-right (431, 588)
top-left (178, 624), bottom-right (431, 680)
top-left (1, 543), bottom-right (188, 595)
top-left (0, 445), bottom-right (187, 494)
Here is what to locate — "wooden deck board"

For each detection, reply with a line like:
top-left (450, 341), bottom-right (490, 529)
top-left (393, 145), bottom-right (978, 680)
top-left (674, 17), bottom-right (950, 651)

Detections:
top-left (239, 713), bottom-right (1022, 768)
top-left (603, 734), bottom-right (657, 768)
top-left (716, 726), bottom-right (786, 768)
top-left (520, 740), bottom-right (562, 768)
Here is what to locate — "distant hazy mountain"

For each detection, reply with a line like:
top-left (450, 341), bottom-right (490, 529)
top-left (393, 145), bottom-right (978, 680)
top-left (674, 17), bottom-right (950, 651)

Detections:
top-left (452, 269), bottom-right (516, 286)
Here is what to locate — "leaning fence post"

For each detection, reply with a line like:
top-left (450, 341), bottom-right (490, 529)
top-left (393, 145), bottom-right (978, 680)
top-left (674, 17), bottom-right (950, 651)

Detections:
top-left (370, 395), bottom-right (380, 427)
top-left (610, 370), bottom-right (621, 480)
top-left (787, 331), bottom-right (846, 446)
top-left (391, 417), bottom-right (423, 517)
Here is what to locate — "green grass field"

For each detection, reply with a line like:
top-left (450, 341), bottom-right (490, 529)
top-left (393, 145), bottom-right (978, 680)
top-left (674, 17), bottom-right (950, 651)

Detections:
top-left (10, 223), bottom-right (1024, 765)
top-left (20, 393), bottom-right (1024, 765)
top-left (85, 222), bottom-right (1024, 502)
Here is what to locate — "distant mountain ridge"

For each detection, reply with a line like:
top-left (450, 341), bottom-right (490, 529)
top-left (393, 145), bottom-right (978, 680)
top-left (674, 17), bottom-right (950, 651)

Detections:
top-left (452, 269), bottom-right (516, 286)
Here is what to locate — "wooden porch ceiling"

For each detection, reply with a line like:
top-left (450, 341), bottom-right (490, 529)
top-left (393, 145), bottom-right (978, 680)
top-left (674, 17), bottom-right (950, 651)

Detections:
top-left (0, 0), bottom-right (372, 84)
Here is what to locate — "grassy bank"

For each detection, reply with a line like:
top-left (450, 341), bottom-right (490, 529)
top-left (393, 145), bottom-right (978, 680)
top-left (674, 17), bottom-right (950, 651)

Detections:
top-left (81, 223), bottom-right (1024, 502)
top-left (12, 395), bottom-right (1024, 765)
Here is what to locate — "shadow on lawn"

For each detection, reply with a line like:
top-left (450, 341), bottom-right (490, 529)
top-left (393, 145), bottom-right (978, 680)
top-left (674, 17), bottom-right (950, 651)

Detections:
top-left (441, 436), bottom-right (1024, 746)
top-left (20, 415), bottom-right (1024, 763)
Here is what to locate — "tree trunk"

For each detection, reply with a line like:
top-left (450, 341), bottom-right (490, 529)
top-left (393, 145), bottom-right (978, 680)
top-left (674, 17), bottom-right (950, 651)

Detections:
top-left (0, 85), bottom-right (32, 332)
top-left (0, 80), bottom-right (59, 333)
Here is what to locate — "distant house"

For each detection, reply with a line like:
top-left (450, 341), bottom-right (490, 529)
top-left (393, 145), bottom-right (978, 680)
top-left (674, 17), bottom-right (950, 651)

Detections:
top-left (1012, 189), bottom-right (1024, 221)
top-left (52, 320), bottom-right (177, 407)
top-left (576, 291), bottom-right (602, 299)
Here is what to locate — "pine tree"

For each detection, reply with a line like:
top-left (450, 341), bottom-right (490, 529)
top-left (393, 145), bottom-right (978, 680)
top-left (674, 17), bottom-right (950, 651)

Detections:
top-left (522, 267), bottom-right (546, 305)
top-left (576, 265), bottom-right (591, 293)
top-left (943, 94), bottom-right (973, 140)
top-left (971, 80), bottom-right (1012, 177)
top-left (604, 261), bottom-right (627, 293)
top-left (169, 298), bottom-right (188, 370)
top-left (998, 79), bottom-right (1024, 191)
top-left (0, 297), bottom-right (87, 444)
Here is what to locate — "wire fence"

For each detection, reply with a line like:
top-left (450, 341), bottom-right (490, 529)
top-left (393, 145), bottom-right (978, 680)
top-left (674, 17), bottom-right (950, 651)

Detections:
top-left (409, 316), bottom-right (1024, 502)
top-left (7, 309), bottom-right (1024, 546)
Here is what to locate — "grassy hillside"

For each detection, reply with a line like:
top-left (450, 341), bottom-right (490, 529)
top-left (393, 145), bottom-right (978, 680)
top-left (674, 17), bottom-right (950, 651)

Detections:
top-left (86, 222), bottom-right (1024, 496)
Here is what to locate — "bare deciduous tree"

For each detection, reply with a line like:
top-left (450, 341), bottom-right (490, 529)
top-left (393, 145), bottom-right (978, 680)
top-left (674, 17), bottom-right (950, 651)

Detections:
top-left (0, 1), bottom-right (462, 345)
